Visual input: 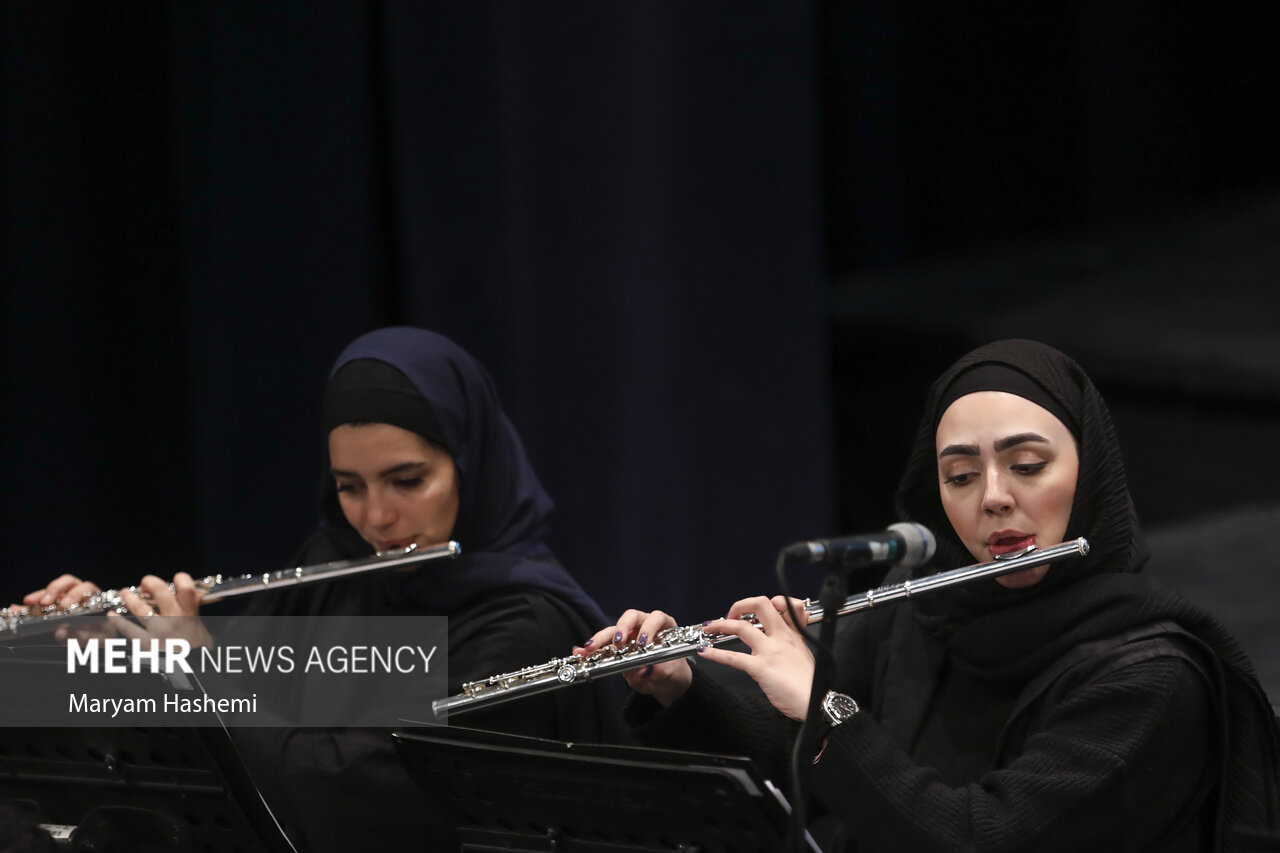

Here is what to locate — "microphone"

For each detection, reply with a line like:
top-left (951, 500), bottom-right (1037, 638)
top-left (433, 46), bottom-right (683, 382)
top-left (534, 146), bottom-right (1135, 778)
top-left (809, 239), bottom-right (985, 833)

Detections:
top-left (783, 522), bottom-right (936, 569)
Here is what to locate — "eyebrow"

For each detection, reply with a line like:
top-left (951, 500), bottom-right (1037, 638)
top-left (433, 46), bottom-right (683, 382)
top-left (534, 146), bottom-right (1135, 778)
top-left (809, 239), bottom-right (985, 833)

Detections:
top-left (330, 461), bottom-right (427, 479)
top-left (995, 432), bottom-right (1050, 452)
top-left (938, 432), bottom-right (1050, 458)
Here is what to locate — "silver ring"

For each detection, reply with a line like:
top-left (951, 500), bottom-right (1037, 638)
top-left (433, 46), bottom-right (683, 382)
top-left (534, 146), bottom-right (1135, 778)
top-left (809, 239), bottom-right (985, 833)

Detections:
top-left (142, 609), bottom-right (156, 622)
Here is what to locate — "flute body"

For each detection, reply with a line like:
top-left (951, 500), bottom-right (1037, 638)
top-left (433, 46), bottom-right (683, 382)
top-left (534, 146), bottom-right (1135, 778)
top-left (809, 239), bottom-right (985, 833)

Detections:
top-left (432, 538), bottom-right (1089, 720)
top-left (0, 541), bottom-right (462, 641)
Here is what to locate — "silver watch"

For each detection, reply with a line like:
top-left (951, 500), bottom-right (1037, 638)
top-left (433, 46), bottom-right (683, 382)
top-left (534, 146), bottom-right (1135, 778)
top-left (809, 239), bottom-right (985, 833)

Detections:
top-left (820, 690), bottom-right (860, 728)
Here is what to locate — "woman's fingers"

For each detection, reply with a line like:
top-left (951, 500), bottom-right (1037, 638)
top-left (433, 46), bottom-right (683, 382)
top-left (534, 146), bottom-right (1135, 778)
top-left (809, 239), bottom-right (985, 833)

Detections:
top-left (569, 608), bottom-right (691, 706)
top-left (173, 572), bottom-right (205, 612)
top-left (772, 595), bottom-right (813, 628)
top-left (119, 587), bottom-right (159, 628)
top-left (23, 575), bottom-right (100, 609)
top-left (701, 615), bottom-right (766, 655)
top-left (632, 610), bottom-right (676, 649)
top-left (28, 575), bottom-right (81, 607)
top-left (109, 577), bottom-right (212, 648)
top-left (700, 595), bottom-right (816, 721)
top-left (573, 609), bottom-right (677, 656)
top-left (693, 643), bottom-right (756, 674)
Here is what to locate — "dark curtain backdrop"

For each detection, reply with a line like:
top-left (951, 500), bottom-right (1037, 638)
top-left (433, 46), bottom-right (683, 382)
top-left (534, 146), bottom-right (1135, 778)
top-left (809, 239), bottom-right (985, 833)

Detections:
top-left (7, 1), bottom-right (1280, 629)
top-left (3, 2), bottom-right (830, 624)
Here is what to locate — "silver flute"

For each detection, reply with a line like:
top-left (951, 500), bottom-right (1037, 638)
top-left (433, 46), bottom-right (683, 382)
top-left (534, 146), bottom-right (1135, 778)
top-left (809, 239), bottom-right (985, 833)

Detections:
top-left (0, 541), bottom-right (462, 640)
top-left (432, 537), bottom-right (1089, 719)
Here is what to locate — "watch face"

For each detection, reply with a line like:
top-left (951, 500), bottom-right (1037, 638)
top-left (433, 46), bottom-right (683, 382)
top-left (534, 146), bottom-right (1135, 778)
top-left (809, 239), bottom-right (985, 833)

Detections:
top-left (823, 691), bottom-right (858, 724)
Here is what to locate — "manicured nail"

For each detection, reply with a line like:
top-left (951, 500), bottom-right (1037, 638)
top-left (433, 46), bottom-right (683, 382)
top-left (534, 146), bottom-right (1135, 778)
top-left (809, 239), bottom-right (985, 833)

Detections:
top-left (613, 632), bottom-right (623, 644)
top-left (642, 664), bottom-right (654, 677)
top-left (637, 633), bottom-right (648, 646)
top-left (583, 639), bottom-right (594, 647)
top-left (696, 644), bottom-right (709, 653)
top-left (701, 621), bottom-right (711, 627)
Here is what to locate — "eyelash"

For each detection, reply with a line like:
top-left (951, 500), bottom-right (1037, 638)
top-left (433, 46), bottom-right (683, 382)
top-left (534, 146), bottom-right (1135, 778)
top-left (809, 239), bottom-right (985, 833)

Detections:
top-left (336, 477), bottom-right (424, 493)
top-left (943, 461), bottom-right (1047, 486)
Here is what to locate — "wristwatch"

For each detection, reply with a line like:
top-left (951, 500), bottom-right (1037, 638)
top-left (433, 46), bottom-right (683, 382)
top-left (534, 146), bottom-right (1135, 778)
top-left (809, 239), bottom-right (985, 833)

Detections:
top-left (820, 690), bottom-right (860, 728)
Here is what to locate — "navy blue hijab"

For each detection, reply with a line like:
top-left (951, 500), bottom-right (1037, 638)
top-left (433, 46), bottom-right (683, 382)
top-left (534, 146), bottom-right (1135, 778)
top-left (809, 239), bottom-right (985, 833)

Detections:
top-left (314, 327), bottom-right (608, 627)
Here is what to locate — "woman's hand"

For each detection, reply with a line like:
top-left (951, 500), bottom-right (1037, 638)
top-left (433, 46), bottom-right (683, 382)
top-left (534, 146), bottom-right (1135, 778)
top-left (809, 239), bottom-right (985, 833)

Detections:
top-left (574, 609), bottom-right (693, 708)
top-left (20, 572), bottom-right (212, 648)
top-left (105, 572), bottom-right (213, 649)
top-left (18, 574), bottom-right (113, 643)
top-left (696, 595), bottom-right (815, 721)
top-left (22, 574), bottom-right (100, 611)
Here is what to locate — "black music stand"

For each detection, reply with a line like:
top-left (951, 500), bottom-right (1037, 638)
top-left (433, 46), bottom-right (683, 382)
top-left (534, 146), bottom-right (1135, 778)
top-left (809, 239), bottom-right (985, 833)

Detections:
top-left (0, 725), bottom-right (296, 852)
top-left (393, 725), bottom-right (821, 853)
top-left (0, 648), bottom-right (296, 853)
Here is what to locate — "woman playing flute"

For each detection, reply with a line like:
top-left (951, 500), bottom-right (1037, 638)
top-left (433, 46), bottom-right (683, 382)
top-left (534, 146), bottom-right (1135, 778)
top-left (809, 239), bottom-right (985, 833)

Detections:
top-left (584, 339), bottom-right (1278, 852)
top-left (24, 326), bottom-right (623, 852)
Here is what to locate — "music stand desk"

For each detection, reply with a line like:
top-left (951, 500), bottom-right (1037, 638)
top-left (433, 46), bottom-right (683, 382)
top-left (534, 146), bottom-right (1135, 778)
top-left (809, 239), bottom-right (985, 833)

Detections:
top-left (394, 724), bottom-right (818, 853)
top-left (0, 648), bottom-right (295, 852)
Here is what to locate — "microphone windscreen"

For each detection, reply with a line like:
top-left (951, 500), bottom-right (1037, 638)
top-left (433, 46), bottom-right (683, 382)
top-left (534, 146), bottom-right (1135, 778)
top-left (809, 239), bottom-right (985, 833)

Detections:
top-left (888, 522), bottom-right (935, 568)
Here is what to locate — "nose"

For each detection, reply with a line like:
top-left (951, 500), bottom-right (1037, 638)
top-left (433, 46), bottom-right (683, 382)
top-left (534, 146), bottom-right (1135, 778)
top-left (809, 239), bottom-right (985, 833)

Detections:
top-left (982, 468), bottom-right (1014, 515)
top-left (365, 490), bottom-right (397, 529)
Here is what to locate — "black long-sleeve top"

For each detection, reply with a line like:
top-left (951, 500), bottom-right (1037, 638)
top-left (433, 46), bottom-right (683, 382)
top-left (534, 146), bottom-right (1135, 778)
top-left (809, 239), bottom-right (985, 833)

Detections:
top-left (627, 600), bottom-right (1221, 853)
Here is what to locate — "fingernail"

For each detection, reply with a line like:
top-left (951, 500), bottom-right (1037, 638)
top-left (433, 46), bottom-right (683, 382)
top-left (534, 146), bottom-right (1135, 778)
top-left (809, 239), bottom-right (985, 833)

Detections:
top-left (583, 639), bottom-right (594, 647)
top-left (637, 633), bottom-right (648, 646)
top-left (696, 644), bottom-right (708, 653)
top-left (701, 621), bottom-right (711, 627)
top-left (642, 664), bottom-right (654, 677)
top-left (613, 632), bottom-right (623, 644)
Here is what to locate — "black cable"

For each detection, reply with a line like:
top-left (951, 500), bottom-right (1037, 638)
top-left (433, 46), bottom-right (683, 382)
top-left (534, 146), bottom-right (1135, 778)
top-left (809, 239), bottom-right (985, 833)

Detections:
top-left (776, 550), bottom-right (848, 853)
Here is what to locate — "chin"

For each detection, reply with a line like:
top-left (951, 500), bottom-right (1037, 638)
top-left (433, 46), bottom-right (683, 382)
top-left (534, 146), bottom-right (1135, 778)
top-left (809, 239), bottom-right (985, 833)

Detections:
top-left (995, 565), bottom-right (1050, 589)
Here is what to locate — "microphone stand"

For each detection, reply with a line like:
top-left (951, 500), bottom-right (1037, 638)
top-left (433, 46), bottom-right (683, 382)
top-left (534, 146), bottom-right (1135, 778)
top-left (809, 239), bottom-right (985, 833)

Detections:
top-left (784, 553), bottom-right (854, 853)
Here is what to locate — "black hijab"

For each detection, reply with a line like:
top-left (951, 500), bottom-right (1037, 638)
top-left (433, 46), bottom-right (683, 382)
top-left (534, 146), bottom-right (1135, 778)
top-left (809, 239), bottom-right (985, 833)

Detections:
top-left (312, 326), bottom-right (608, 627)
top-left (893, 339), bottom-right (1240, 662)
top-left (896, 338), bottom-right (1147, 608)
top-left (894, 339), bottom-right (1278, 843)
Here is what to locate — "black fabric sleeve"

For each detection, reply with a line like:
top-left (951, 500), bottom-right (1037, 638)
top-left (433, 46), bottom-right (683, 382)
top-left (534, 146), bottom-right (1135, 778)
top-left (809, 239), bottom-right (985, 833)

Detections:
top-left (625, 666), bottom-right (801, 785)
top-left (807, 654), bottom-right (1216, 853)
top-left (439, 590), bottom-right (576, 738)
